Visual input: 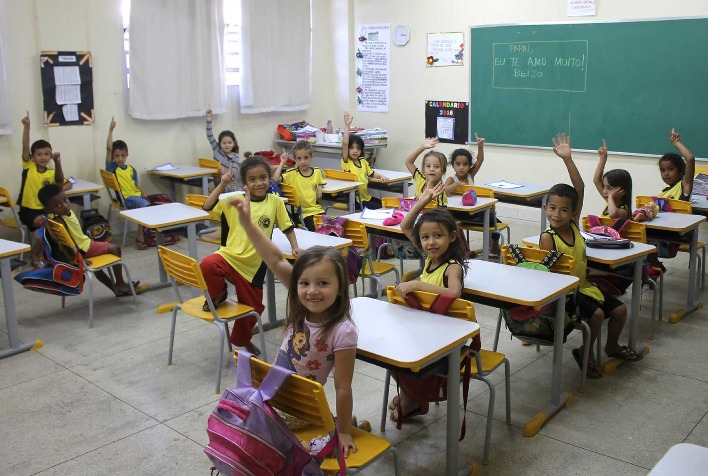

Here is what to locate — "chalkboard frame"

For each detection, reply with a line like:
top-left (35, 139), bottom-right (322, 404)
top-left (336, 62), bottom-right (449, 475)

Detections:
top-left (468, 17), bottom-right (708, 159)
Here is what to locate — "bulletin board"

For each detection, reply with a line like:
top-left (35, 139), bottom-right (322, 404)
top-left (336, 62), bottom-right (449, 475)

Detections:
top-left (40, 51), bottom-right (94, 126)
top-left (425, 100), bottom-right (469, 145)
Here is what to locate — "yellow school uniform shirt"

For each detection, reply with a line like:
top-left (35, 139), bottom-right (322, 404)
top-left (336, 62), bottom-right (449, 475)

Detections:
top-left (282, 167), bottom-right (326, 218)
top-left (53, 211), bottom-right (91, 253)
top-left (544, 222), bottom-right (604, 302)
top-left (113, 165), bottom-right (141, 199)
top-left (19, 161), bottom-right (56, 210)
top-left (659, 181), bottom-right (689, 201)
top-left (420, 257), bottom-right (461, 288)
top-left (413, 169), bottom-right (447, 206)
top-left (213, 193), bottom-right (294, 284)
top-left (340, 157), bottom-right (373, 202)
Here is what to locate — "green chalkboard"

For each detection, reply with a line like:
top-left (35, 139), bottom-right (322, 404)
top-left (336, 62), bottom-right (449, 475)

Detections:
top-left (470, 18), bottom-right (708, 157)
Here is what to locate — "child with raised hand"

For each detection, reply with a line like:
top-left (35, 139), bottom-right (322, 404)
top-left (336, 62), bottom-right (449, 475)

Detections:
top-left (273, 140), bottom-right (326, 231)
top-left (592, 139), bottom-right (632, 219)
top-left (19, 112), bottom-right (69, 266)
top-left (404, 137), bottom-right (448, 206)
top-left (230, 187), bottom-right (358, 458)
top-left (541, 134), bottom-right (641, 380)
top-left (37, 184), bottom-right (139, 297)
top-left (105, 117), bottom-right (150, 249)
top-left (443, 133), bottom-right (485, 195)
top-left (658, 128), bottom-right (695, 201)
top-left (200, 155), bottom-right (301, 356)
top-left (206, 108), bottom-right (241, 193)
top-left (341, 111), bottom-right (389, 210)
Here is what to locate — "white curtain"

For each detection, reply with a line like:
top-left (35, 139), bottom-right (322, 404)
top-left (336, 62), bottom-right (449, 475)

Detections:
top-left (129, 0), bottom-right (226, 120)
top-left (240, 0), bottom-right (311, 114)
top-left (0, 13), bottom-right (11, 135)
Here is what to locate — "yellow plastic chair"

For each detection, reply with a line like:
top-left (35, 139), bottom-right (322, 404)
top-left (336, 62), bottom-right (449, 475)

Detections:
top-left (185, 194), bottom-right (221, 245)
top-left (323, 169), bottom-right (360, 212)
top-left (45, 218), bottom-right (137, 328)
top-left (582, 216), bottom-right (663, 339)
top-left (383, 286), bottom-right (510, 465)
top-left (636, 195), bottom-right (705, 291)
top-left (313, 216), bottom-right (400, 298)
top-left (381, 197), bottom-right (399, 209)
top-left (157, 246), bottom-right (266, 394)
top-left (235, 353), bottom-right (400, 475)
top-left (279, 183), bottom-right (305, 228)
top-left (99, 169), bottom-right (132, 247)
top-left (0, 186), bottom-right (28, 258)
top-left (457, 185), bottom-right (512, 257)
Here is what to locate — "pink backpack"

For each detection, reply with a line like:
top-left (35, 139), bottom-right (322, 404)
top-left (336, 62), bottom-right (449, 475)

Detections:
top-left (205, 351), bottom-right (343, 476)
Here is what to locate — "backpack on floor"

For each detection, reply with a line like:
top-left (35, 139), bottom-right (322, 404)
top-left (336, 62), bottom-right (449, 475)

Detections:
top-left (205, 351), bottom-right (344, 476)
top-left (80, 209), bottom-right (112, 242)
top-left (144, 194), bottom-right (181, 247)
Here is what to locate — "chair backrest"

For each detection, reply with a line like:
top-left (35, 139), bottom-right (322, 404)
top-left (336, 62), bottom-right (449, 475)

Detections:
top-left (0, 186), bottom-right (16, 208)
top-left (342, 219), bottom-right (370, 252)
top-left (324, 169), bottom-right (357, 182)
top-left (45, 218), bottom-right (79, 251)
top-left (501, 244), bottom-right (576, 276)
top-left (234, 353), bottom-right (334, 430)
top-left (460, 184), bottom-right (494, 198)
top-left (198, 157), bottom-right (222, 175)
top-left (100, 169), bottom-right (125, 207)
top-left (157, 245), bottom-right (209, 291)
top-left (636, 195), bottom-right (692, 214)
top-left (381, 197), bottom-right (400, 208)
top-left (581, 215), bottom-right (648, 243)
top-left (279, 183), bottom-right (300, 207)
top-left (386, 286), bottom-right (475, 322)
top-left (185, 194), bottom-right (207, 209)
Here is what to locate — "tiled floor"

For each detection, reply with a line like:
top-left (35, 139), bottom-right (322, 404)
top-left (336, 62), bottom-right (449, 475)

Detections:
top-left (1, 214), bottom-right (706, 475)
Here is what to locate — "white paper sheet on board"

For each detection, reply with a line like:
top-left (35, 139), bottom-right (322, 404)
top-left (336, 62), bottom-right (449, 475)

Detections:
top-left (54, 66), bottom-right (81, 85)
top-left (567, 0), bottom-right (596, 17)
top-left (62, 105), bottom-right (79, 121)
top-left (56, 85), bottom-right (81, 105)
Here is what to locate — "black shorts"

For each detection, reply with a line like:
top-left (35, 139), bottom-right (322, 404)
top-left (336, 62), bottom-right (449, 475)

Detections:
top-left (19, 206), bottom-right (44, 231)
top-left (568, 289), bottom-right (624, 321)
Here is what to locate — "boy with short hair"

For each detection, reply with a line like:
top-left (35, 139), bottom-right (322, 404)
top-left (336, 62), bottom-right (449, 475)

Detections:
top-left (273, 140), bottom-right (326, 231)
top-left (37, 184), bottom-right (139, 297)
top-left (540, 133), bottom-right (642, 380)
top-left (105, 117), bottom-right (150, 249)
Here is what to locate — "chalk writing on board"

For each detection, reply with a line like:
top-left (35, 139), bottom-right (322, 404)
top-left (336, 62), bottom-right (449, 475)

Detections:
top-left (492, 40), bottom-right (588, 92)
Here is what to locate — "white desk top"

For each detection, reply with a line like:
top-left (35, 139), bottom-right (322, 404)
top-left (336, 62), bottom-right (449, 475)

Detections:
top-left (0, 239), bottom-right (31, 259)
top-left (66, 179), bottom-right (103, 194)
top-left (640, 211), bottom-right (705, 234)
top-left (120, 202), bottom-right (209, 228)
top-left (272, 228), bottom-right (352, 258)
top-left (463, 259), bottom-right (578, 308)
top-left (370, 169), bottom-right (412, 183)
top-left (148, 165), bottom-right (215, 178)
top-left (483, 180), bottom-right (550, 198)
top-left (340, 211), bottom-right (406, 235)
top-left (351, 297), bottom-right (479, 370)
top-left (522, 235), bottom-right (657, 266)
top-left (690, 195), bottom-right (708, 212)
top-left (446, 195), bottom-right (498, 213)
top-left (322, 178), bottom-right (363, 193)
top-left (649, 443), bottom-right (708, 476)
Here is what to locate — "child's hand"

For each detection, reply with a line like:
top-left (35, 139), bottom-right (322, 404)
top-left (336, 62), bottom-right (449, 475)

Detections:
top-left (608, 187), bottom-right (623, 200)
top-left (339, 433), bottom-right (357, 458)
top-left (291, 246), bottom-right (301, 256)
top-left (474, 132), bottom-right (485, 146)
top-left (280, 151), bottom-right (290, 165)
top-left (21, 111), bottom-right (30, 128)
top-left (669, 128), bottom-right (681, 144)
top-left (230, 185), bottom-right (251, 219)
top-left (344, 111), bottom-right (353, 126)
top-left (395, 280), bottom-right (419, 297)
top-left (221, 164), bottom-right (234, 185)
top-left (420, 181), bottom-right (445, 204)
top-left (206, 108), bottom-right (213, 121)
top-left (52, 152), bottom-right (61, 164)
top-left (597, 139), bottom-right (608, 161)
top-left (552, 133), bottom-right (572, 160)
top-left (378, 175), bottom-right (390, 184)
top-left (109, 116), bottom-right (116, 131)
top-left (421, 137), bottom-right (439, 149)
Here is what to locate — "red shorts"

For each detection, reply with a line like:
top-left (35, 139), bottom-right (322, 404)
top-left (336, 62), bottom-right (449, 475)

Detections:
top-left (82, 240), bottom-right (111, 258)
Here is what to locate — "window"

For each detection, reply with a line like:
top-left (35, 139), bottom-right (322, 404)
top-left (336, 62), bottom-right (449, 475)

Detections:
top-left (122, 0), bottom-right (241, 87)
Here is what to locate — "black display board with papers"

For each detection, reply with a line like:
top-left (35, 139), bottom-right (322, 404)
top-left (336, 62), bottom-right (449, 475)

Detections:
top-left (40, 51), bottom-right (94, 126)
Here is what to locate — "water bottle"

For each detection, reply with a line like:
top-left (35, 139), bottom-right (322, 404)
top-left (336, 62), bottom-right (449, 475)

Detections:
top-left (326, 119), bottom-right (333, 134)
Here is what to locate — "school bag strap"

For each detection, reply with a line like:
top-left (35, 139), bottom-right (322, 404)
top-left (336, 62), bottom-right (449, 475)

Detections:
top-left (236, 350), bottom-right (294, 402)
top-left (652, 196), bottom-right (674, 212)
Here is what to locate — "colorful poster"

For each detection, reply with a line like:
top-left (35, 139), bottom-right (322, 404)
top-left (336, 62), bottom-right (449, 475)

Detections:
top-left (426, 32), bottom-right (464, 67)
top-left (425, 100), bottom-right (469, 144)
top-left (356, 24), bottom-right (390, 113)
top-left (568, 0), bottom-right (596, 17)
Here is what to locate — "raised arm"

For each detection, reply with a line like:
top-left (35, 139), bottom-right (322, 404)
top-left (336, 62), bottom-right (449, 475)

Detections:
top-left (21, 111), bottom-right (30, 161)
top-left (230, 187), bottom-right (294, 286)
top-left (205, 109), bottom-right (218, 150)
top-left (404, 137), bottom-right (439, 176)
top-left (52, 152), bottom-right (65, 186)
top-left (203, 166), bottom-right (233, 210)
top-left (593, 139), bottom-right (607, 198)
top-left (400, 181), bottom-right (445, 242)
top-left (552, 133), bottom-right (584, 222)
top-left (105, 116), bottom-right (116, 168)
top-left (272, 151), bottom-right (289, 183)
top-left (671, 128), bottom-right (695, 197)
top-left (341, 111), bottom-right (352, 162)
top-left (469, 133), bottom-right (485, 178)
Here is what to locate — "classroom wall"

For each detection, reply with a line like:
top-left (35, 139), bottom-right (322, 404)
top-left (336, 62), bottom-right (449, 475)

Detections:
top-left (0, 0), bottom-right (345, 207)
top-left (351, 0), bottom-right (708, 217)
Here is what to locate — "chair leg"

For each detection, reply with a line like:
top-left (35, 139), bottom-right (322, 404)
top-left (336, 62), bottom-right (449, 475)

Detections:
top-left (659, 272), bottom-right (664, 322)
top-left (475, 374), bottom-right (495, 465)
top-left (648, 279), bottom-right (658, 340)
top-left (167, 307), bottom-right (178, 365)
top-left (62, 295), bottom-right (66, 308)
top-left (122, 264), bottom-right (138, 303)
top-left (579, 321), bottom-right (590, 391)
top-left (254, 312), bottom-right (268, 362)
top-left (216, 323), bottom-right (226, 394)
top-left (503, 359), bottom-right (511, 424)
top-left (493, 310), bottom-right (503, 352)
top-left (380, 370), bottom-right (391, 432)
top-left (223, 321), bottom-right (233, 353)
top-left (122, 219), bottom-right (129, 248)
top-left (87, 272), bottom-right (94, 329)
top-left (390, 447), bottom-right (401, 476)
top-left (702, 246), bottom-right (705, 290)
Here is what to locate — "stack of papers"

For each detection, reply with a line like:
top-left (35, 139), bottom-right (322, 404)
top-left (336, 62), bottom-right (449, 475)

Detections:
top-left (149, 163), bottom-right (178, 171)
top-left (485, 180), bottom-right (523, 189)
top-left (360, 207), bottom-right (394, 219)
top-left (354, 128), bottom-right (388, 145)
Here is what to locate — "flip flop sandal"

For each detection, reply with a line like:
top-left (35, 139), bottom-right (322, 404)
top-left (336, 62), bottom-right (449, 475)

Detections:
top-left (203, 289), bottom-right (227, 311)
top-left (136, 239), bottom-right (148, 250)
top-left (573, 348), bottom-right (602, 379)
top-left (607, 345), bottom-right (644, 362)
top-left (116, 281), bottom-right (142, 297)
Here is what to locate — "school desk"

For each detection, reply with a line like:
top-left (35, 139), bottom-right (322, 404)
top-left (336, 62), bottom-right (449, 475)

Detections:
top-left (462, 259), bottom-right (579, 437)
top-left (321, 178), bottom-right (363, 214)
top-left (483, 180), bottom-right (550, 231)
top-left (120, 203), bottom-right (209, 293)
top-left (522, 235), bottom-right (656, 372)
top-left (148, 165), bottom-right (215, 199)
top-left (66, 179), bottom-right (103, 210)
top-left (369, 168), bottom-right (412, 197)
top-left (0, 239), bottom-right (43, 359)
top-left (447, 195), bottom-right (499, 261)
top-left (640, 212), bottom-right (706, 323)
top-left (264, 228), bottom-right (352, 328)
top-left (351, 297), bottom-right (480, 476)
top-left (649, 443), bottom-right (708, 476)
top-left (689, 195), bottom-right (708, 217)
top-left (275, 139), bottom-right (387, 169)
